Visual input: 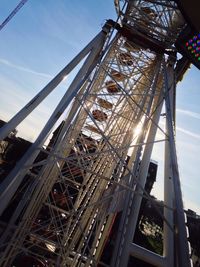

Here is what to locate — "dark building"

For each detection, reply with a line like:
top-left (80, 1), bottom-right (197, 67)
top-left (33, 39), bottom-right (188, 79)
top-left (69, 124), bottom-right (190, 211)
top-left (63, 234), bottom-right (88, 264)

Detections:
top-left (0, 119), bottom-right (32, 182)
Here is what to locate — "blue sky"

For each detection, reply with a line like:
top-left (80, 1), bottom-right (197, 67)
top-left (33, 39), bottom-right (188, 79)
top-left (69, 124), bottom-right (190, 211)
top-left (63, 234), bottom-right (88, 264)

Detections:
top-left (0, 1), bottom-right (200, 213)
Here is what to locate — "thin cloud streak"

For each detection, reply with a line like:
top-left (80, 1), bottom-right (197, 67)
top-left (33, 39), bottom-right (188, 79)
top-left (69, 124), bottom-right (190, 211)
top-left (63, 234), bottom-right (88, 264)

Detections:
top-left (177, 108), bottom-right (200, 120)
top-left (176, 126), bottom-right (200, 140)
top-left (0, 58), bottom-right (53, 79)
top-left (159, 120), bottom-right (200, 140)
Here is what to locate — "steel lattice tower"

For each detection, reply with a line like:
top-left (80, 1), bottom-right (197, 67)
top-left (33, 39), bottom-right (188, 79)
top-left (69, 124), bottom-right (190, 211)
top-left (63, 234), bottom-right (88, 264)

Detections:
top-left (0, 1), bottom-right (193, 266)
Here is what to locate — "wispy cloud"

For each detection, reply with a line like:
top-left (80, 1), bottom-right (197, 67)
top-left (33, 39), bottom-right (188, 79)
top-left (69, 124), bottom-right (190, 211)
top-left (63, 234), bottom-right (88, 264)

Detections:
top-left (0, 58), bottom-right (53, 79)
top-left (159, 118), bottom-right (200, 140)
top-left (177, 108), bottom-right (200, 120)
top-left (176, 126), bottom-right (200, 140)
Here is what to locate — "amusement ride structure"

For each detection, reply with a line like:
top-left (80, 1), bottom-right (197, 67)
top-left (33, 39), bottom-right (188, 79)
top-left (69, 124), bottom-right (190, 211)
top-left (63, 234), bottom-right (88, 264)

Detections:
top-left (0, 0), bottom-right (199, 266)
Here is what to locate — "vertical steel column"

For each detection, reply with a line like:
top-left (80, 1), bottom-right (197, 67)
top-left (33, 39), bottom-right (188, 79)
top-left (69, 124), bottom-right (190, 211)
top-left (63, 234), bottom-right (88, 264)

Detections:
top-left (163, 57), bottom-right (176, 267)
top-left (163, 59), bottom-right (191, 267)
top-left (163, 131), bottom-right (174, 266)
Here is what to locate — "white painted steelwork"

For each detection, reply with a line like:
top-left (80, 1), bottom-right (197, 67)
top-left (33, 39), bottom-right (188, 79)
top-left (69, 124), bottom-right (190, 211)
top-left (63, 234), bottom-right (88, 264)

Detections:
top-left (0, 1), bottom-right (192, 267)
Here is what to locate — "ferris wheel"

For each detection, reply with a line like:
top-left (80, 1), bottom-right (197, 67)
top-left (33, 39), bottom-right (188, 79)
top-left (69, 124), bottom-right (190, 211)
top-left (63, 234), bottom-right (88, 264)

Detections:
top-left (0, 1), bottom-right (193, 267)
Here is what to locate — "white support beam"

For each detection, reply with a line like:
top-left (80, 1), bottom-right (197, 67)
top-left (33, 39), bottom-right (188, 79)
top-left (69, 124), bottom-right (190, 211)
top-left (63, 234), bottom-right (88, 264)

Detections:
top-left (163, 59), bottom-right (191, 267)
top-left (129, 243), bottom-right (167, 267)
